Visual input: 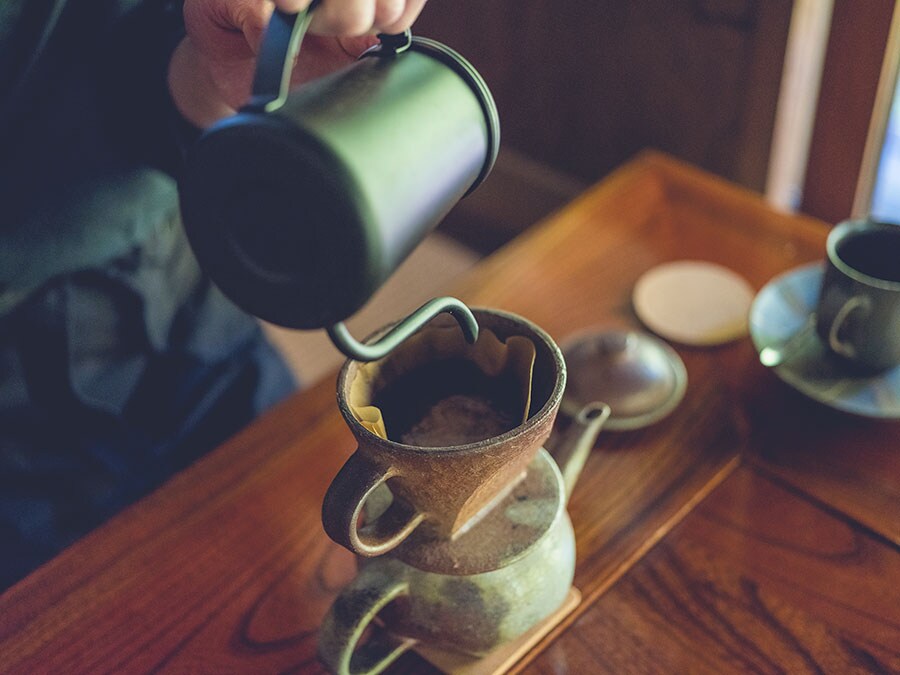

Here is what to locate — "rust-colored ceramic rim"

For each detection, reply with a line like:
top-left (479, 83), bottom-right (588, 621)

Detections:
top-left (336, 307), bottom-right (567, 456)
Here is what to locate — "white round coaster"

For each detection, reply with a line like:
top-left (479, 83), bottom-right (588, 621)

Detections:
top-left (633, 260), bottom-right (755, 346)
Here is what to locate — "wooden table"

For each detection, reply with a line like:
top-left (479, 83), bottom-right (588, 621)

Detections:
top-left (2, 153), bottom-right (898, 674)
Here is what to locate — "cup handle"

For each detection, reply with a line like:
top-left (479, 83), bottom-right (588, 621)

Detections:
top-left (322, 452), bottom-right (426, 556)
top-left (827, 295), bottom-right (871, 359)
top-left (318, 564), bottom-right (416, 675)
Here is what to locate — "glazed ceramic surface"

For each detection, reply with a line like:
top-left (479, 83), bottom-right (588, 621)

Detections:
top-left (318, 450), bottom-right (576, 675)
top-left (750, 263), bottom-right (900, 418)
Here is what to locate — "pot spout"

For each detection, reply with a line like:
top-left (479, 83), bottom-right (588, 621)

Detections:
top-left (547, 402), bottom-right (610, 502)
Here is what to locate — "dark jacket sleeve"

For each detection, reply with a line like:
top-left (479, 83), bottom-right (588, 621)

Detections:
top-left (0, 1), bottom-right (199, 309)
top-left (101, 0), bottom-right (200, 179)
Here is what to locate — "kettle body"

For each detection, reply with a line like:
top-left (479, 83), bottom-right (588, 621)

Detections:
top-left (179, 28), bottom-right (499, 330)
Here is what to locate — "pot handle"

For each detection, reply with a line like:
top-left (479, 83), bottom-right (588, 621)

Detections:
top-left (318, 562), bottom-right (416, 675)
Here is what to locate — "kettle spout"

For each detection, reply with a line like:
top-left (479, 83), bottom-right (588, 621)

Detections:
top-left (327, 297), bottom-right (479, 362)
top-left (548, 402), bottom-right (611, 502)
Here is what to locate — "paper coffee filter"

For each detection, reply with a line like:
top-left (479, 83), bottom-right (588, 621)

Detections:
top-left (348, 326), bottom-right (537, 441)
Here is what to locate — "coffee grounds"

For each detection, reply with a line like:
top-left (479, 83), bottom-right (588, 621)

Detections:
top-left (373, 358), bottom-right (523, 447)
top-left (399, 393), bottom-right (518, 447)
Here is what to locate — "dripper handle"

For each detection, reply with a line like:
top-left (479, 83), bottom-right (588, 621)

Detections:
top-left (322, 451), bottom-right (426, 556)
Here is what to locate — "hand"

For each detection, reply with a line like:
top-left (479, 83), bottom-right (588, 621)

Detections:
top-left (169, 0), bottom-right (427, 127)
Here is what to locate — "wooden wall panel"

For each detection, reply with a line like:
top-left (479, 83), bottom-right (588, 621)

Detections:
top-left (415, 0), bottom-right (792, 191)
top-left (800, 0), bottom-right (895, 224)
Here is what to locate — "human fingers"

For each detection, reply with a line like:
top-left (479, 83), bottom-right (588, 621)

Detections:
top-left (300, 1), bottom-right (426, 36)
top-left (184, 0), bottom-right (271, 58)
top-left (179, 0), bottom-right (418, 111)
top-left (181, 0), bottom-right (273, 108)
top-left (286, 34), bottom-right (370, 86)
top-left (372, 0), bottom-right (407, 29)
top-left (375, 0), bottom-right (426, 35)
top-left (307, 0), bottom-right (375, 36)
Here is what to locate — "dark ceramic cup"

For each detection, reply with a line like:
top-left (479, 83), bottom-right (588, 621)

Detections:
top-left (815, 220), bottom-right (900, 372)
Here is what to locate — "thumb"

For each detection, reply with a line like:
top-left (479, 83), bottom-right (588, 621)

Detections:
top-left (185, 0), bottom-right (272, 58)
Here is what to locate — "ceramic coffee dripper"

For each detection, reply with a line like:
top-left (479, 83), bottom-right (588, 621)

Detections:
top-left (321, 309), bottom-right (566, 557)
top-left (318, 405), bottom-right (610, 675)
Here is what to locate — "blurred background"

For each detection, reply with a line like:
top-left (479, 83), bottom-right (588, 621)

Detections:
top-left (266, 0), bottom-right (900, 385)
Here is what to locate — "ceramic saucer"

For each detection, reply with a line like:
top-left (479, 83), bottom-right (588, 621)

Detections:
top-left (749, 263), bottom-right (900, 418)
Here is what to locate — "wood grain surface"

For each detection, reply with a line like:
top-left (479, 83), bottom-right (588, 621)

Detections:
top-left (1, 153), bottom-right (897, 674)
top-left (528, 466), bottom-right (900, 674)
top-left (0, 375), bottom-right (358, 673)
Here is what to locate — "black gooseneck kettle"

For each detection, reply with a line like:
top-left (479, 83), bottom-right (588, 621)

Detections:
top-left (179, 6), bottom-right (500, 361)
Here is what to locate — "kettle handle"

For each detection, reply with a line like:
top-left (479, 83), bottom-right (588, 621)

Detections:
top-left (247, 3), bottom-right (413, 113)
top-left (247, 5), bottom-right (317, 112)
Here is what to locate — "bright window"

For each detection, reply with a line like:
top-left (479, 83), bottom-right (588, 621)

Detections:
top-left (871, 79), bottom-right (900, 224)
